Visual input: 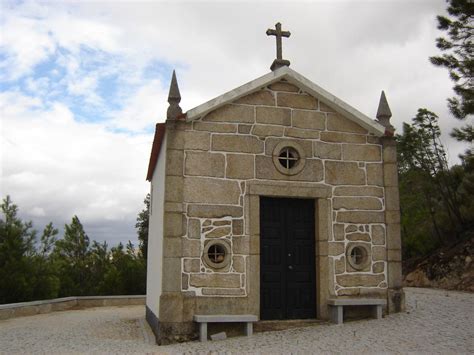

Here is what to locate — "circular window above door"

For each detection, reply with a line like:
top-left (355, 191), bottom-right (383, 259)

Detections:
top-left (272, 141), bottom-right (306, 175)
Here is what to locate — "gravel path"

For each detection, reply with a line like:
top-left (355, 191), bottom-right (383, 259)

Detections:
top-left (0, 287), bottom-right (473, 354)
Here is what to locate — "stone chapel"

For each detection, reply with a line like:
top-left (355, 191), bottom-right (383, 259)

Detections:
top-left (145, 23), bottom-right (405, 344)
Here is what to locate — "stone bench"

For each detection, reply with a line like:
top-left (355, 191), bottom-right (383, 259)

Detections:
top-left (327, 298), bottom-right (387, 324)
top-left (193, 314), bottom-right (258, 342)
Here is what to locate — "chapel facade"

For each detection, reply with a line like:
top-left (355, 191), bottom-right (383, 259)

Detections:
top-left (145, 24), bottom-right (404, 344)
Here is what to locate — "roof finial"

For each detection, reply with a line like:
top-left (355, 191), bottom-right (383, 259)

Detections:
top-left (266, 22), bottom-right (291, 71)
top-left (167, 70), bottom-right (182, 120)
top-left (376, 90), bottom-right (394, 134)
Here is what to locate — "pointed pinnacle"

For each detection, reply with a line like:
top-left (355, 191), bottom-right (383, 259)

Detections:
top-left (168, 70), bottom-right (181, 103)
top-left (167, 70), bottom-right (183, 120)
top-left (376, 90), bottom-right (392, 120)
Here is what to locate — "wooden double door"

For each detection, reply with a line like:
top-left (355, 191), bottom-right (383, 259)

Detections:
top-left (260, 197), bottom-right (316, 320)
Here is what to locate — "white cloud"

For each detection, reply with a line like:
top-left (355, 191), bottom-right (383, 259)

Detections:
top-left (1, 90), bottom-right (150, 243)
top-left (1, 0), bottom-right (470, 245)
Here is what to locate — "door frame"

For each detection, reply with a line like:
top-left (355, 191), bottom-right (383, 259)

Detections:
top-left (245, 181), bottom-right (333, 320)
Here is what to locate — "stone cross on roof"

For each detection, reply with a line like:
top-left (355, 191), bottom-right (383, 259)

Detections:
top-left (266, 22), bottom-right (291, 71)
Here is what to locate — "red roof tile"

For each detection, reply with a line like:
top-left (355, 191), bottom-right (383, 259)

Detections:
top-left (146, 123), bottom-right (166, 181)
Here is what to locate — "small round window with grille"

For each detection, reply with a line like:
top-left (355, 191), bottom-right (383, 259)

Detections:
top-left (203, 240), bottom-right (231, 270)
top-left (278, 147), bottom-right (299, 169)
top-left (272, 141), bottom-right (306, 175)
top-left (346, 244), bottom-right (370, 271)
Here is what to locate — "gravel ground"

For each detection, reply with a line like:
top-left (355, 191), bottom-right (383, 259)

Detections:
top-left (0, 287), bottom-right (473, 354)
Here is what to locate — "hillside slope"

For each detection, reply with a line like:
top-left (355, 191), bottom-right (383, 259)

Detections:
top-left (403, 234), bottom-right (474, 292)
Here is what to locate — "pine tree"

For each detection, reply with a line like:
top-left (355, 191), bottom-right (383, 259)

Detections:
top-left (430, 0), bottom-right (474, 122)
top-left (135, 194), bottom-right (150, 259)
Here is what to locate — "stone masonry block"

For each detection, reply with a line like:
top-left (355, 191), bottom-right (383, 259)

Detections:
top-left (256, 156), bottom-right (323, 182)
top-left (256, 107), bottom-right (291, 126)
top-left (163, 236), bottom-right (182, 257)
top-left (188, 218), bottom-right (201, 239)
top-left (226, 154), bottom-right (254, 179)
top-left (367, 163), bottom-right (384, 186)
top-left (387, 249), bottom-right (402, 262)
top-left (234, 90), bottom-right (275, 106)
top-left (313, 141), bottom-right (341, 160)
top-left (325, 161), bottom-right (365, 185)
top-left (166, 149), bottom-right (184, 176)
top-left (162, 258), bottom-right (182, 292)
top-left (232, 256), bottom-right (245, 273)
top-left (185, 151), bottom-right (225, 178)
top-left (233, 236), bottom-right (250, 255)
top-left (387, 261), bottom-right (403, 288)
top-left (385, 211), bottom-right (401, 224)
top-left (182, 239), bottom-right (201, 257)
top-left (372, 225), bottom-right (386, 245)
top-left (385, 186), bottom-right (400, 211)
top-left (193, 121), bottom-right (237, 133)
top-left (187, 204), bottom-right (243, 218)
top-left (251, 124), bottom-right (284, 138)
top-left (372, 246), bottom-right (387, 261)
top-left (327, 113), bottom-right (367, 134)
top-left (165, 176), bottom-right (183, 203)
top-left (184, 131), bottom-right (210, 151)
top-left (203, 104), bottom-right (254, 123)
top-left (265, 137), bottom-right (313, 157)
top-left (184, 177), bottom-right (240, 204)
top-left (189, 274), bottom-right (241, 288)
top-left (328, 242), bottom-right (345, 256)
top-left (292, 110), bottom-right (326, 130)
top-left (164, 213), bottom-right (185, 237)
top-left (335, 257), bottom-right (345, 274)
top-left (277, 93), bottom-right (318, 109)
top-left (184, 258), bottom-right (200, 272)
top-left (319, 101), bottom-right (335, 112)
top-left (333, 197), bottom-right (382, 210)
top-left (320, 132), bottom-right (366, 144)
top-left (159, 293), bottom-right (183, 322)
top-left (268, 81), bottom-right (299, 92)
top-left (333, 224), bottom-right (344, 241)
top-left (383, 144), bottom-right (398, 163)
top-left (212, 135), bottom-right (264, 154)
top-left (346, 233), bottom-right (371, 242)
top-left (205, 226), bottom-right (231, 238)
top-left (383, 163), bottom-right (399, 187)
top-left (342, 144), bottom-right (381, 161)
top-left (386, 223), bottom-right (401, 250)
top-left (337, 211), bottom-right (385, 224)
top-left (336, 274), bottom-right (385, 287)
top-left (373, 261), bottom-right (385, 273)
top-left (238, 124), bottom-right (252, 134)
top-left (334, 186), bottom-right (384, 197)
top-left (284, 127), bottom-right (320, 139)
top-left (232, 219), bottom-right (243, 235)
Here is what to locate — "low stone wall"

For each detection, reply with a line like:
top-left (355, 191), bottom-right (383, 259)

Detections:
top-left (0, 295), bottom-right (145, 320)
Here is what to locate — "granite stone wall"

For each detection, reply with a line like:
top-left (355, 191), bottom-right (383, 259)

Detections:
top-left (157, 80), bottom-right (402, 336)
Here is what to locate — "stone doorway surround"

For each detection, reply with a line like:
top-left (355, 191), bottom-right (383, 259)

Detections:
top-left (245, 180), bottom-right (333, 320)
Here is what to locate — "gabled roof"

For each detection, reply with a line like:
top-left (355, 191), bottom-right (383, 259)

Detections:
top-left (186, 66), bottom-right (385, 136)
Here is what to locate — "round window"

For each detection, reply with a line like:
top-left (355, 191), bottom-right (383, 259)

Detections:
top-left (272, 141), bottom-right (306, 175)
top-left (346, 244), bottom-right (370, 270)
top-left (203, 240), bottom-right (231, 270)
top-left (278, 147), bottom-right (299, 169)
top-left (350, 247), bottom-right (365, 265)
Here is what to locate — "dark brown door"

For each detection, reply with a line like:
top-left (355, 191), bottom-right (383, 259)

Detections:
top-left (260, 197), bottom-right (316, 320)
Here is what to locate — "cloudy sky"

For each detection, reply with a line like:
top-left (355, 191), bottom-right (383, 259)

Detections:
top-left (0, 0), bottom-right (465, 246)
